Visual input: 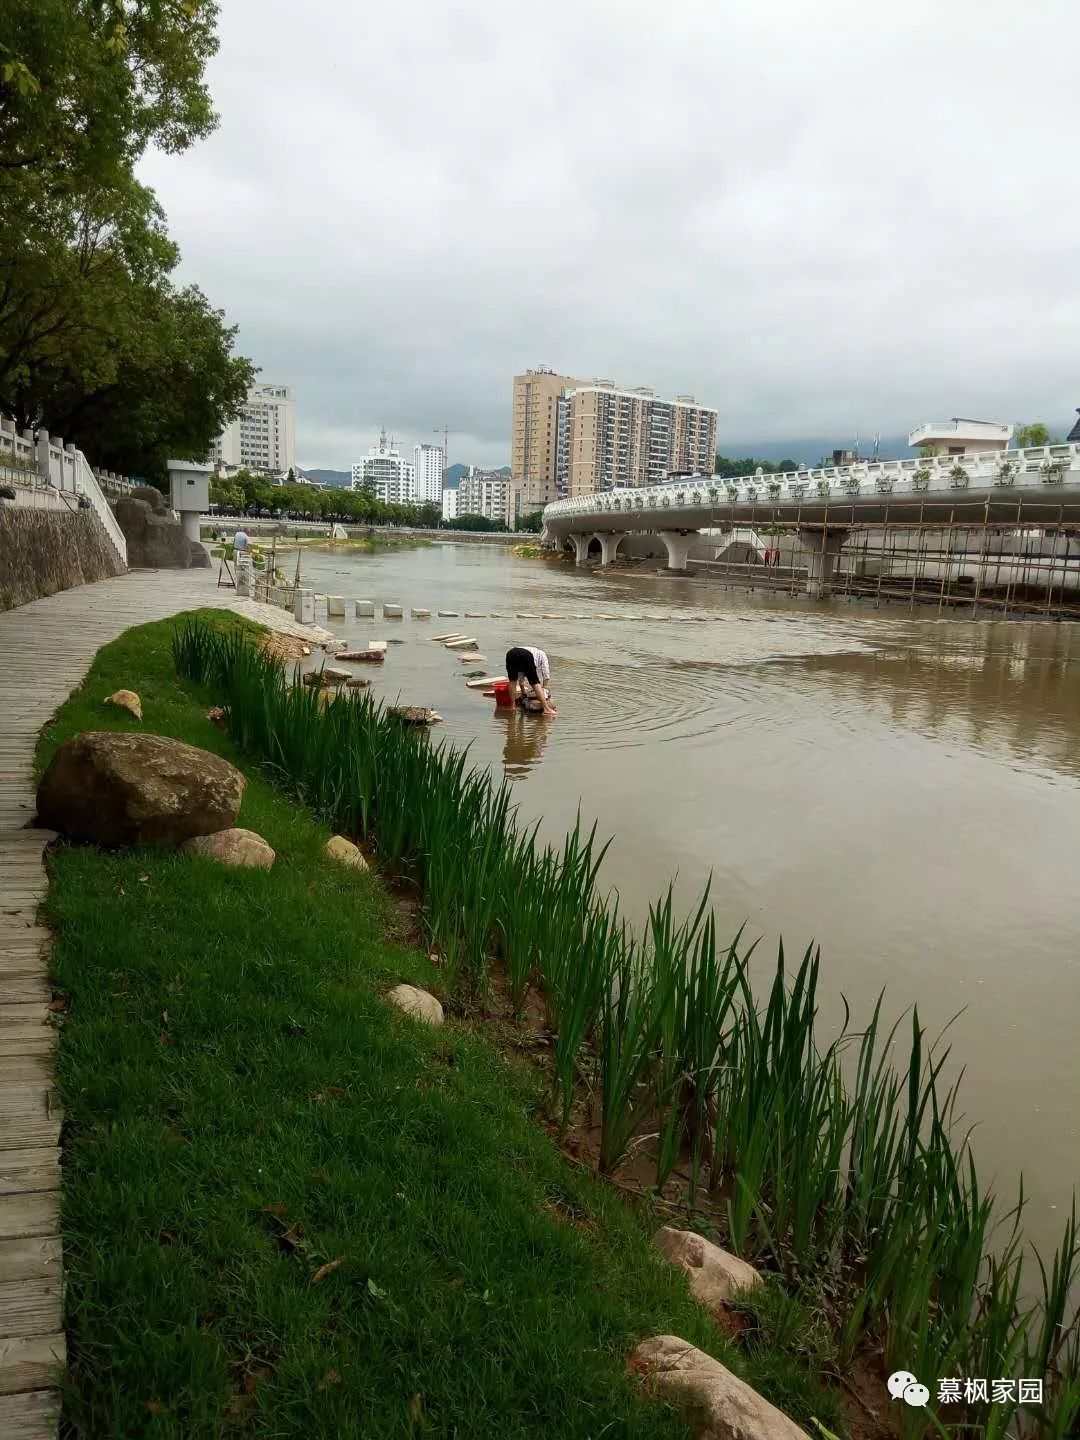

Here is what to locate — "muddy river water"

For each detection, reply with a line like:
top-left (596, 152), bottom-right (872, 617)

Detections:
top-left (293, 540), bottom-right (1079, 1256)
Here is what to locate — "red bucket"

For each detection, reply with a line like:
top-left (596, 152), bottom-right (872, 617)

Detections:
top-left (492, 679), bottom-right (513, 708)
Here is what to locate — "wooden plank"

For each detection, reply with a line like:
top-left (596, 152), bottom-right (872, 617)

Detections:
top-left (0, 977), bottom-right (51, 1007)
top-left (0, 1195), bottom-right (60, 1243)
top-left (0, 1057), bottom-right (53, 1087)
top-left (0, 1089), bottom-right (61, 1150)
top-left (0, 1334), bottom-right (66, 1394)
top-left (0, 1238), bottom-right (62, 1285)
top-left (0, 1388), bottom-right (61, 1440)
top-left (0, 1280), bottom-right (63, 1339)
top-left (0, 1152), bottom-right (60, 1197)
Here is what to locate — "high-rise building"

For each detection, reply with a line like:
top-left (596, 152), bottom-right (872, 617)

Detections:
top-left (511, 368), bottom-right (585, 509)
top-left (458, 467), bottom-right (512, 527)
top-left (212, 382), bottom-right (296, 476)
top-left (441, 487), bottom-right (459, 523)
top-left (566, 383), bottom-right (717, 496)
top-left (413, 443), bottom-right (445, 505)
top-left (351, 430), bottom-right (416, 504)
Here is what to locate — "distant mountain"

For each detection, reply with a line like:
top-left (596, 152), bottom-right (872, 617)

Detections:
top-left (301, 468), bottom-right (352, 488)
top-left (718, 435), bottom-right (913, 467)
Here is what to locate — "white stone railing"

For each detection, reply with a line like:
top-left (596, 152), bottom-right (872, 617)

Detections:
top-left (72, 449), bottom-right (127, 566)
top-left (544, 444), bottom-right (1080, 524)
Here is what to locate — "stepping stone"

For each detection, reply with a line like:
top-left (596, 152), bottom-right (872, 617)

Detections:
top-left (437, 610), bottom-right (458, 617)
top-left (367, 641), bottom-right (388, 653)
top-left (326, 596), bottom-right (346, 618)
top-left (456, 653), bottom-right (486, 663)
top-left (443, 638), bottom-right (477, 649)
top-left (410, 608), bottom-right (430, 619)
top-left (355, 601), bottom-right (375, 617)
top-left (431, 633), bottom-right (466, 643)
top-left (383, 604), bottom-right (403, 618)
top-left (464, 612), bottom-right (485, 618)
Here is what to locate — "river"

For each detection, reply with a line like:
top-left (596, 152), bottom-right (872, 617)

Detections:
top-left (291, 539), bottom-right (1079, 1257)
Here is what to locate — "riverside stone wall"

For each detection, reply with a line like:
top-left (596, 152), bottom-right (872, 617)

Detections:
top-left (0, 505), bottom-right (125, 610)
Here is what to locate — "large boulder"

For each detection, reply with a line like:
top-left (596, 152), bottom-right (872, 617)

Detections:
top-left (653, 1227), bottom-right (762, 1313)
top-left (189, 539), bottom-right (212, 568)
top-left (182, 827), bottom-right (274, 869)
top-left (113, 494), bottom-right (192, 568)
top-left (37, 732), bottom-right (245, 847)
top-left (630, 1336), bottom-right (808, 1440)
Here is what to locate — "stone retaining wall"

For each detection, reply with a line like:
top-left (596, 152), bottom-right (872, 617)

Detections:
top-left (0, 505), bottom-right (125, 610)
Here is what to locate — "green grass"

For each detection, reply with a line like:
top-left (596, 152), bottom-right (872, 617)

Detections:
top-left (39, 614), bottom-right (846, 1439)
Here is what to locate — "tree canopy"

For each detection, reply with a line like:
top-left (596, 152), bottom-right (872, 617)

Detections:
top-left (714, 454), bottom-right (801, 478)
top-left (1014, 422), bottom-right (1057, 448)
top-left (209, 474), bottom-right (444, 529)
top-left (0, 1), bottom-right (250, 479)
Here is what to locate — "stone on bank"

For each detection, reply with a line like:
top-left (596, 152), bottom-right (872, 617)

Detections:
top-left (630, 1336), bottom-right (808, 1440)
top-left (181, 828), bottom-right (275, 869)
top-left (37, 732), bottom-right (245, 847)
top-left (386, 984), bottom-right (444, 1027)
top-left (652, 1226), bottom-right (762, 1313)
top-left (325, 835), bottom-right (368, 870)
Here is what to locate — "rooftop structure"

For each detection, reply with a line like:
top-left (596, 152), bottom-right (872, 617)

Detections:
top-left (908, 419), bottom-right (1014, 456)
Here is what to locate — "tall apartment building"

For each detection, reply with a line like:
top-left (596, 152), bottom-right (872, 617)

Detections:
top-left (511, 368), bottom-right (585, 513)
top-left (212, 382), bottom-right (296, 476)
top-left (457, 467), bottom-right (513, 527)
top-left (412, 443), bottom-right (445, 505)
top-left (351, 430), bottom-right (416, 504)
top-left (567, 384), bottom-right (717, 496)
top-left (441, 487), bottom-right (459, 523)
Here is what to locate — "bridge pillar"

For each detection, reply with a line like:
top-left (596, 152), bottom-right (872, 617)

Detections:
top-left (598, 533), bottom-right (625, 566)
top-left (657, 530), bottom-right (694, 571)
top-left (570, 533), bottom-right (592, 566)
top-left (799, 528), bottom-right (846, 597)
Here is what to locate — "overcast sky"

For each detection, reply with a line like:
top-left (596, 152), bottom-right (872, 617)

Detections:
top-left (141, 0), bottom-right (1080, 470)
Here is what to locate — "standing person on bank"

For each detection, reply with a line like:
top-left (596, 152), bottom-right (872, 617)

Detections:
top-left (505, 645), bottom-right (558, 717)
top-left (233, 525), bottom-right (250, 557)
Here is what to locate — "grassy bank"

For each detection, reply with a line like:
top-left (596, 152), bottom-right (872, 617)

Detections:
top-left (165, 618), bottom-right (1079, 1440)
top-left (39, 614), bottom-right (845, 1439)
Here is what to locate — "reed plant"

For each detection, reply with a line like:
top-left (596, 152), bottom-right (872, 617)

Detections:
top-left (171, 618), bottom-right (1079, 1437)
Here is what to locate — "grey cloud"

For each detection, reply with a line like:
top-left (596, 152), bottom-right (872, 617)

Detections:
top-left (140, 0), bottom-right (1080, 467)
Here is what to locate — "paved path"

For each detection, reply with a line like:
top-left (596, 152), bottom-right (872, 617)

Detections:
top-left (0, 568), bottom-right (323, 1438)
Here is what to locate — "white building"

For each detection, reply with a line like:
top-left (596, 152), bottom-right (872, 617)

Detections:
top-left (908, 419), bottom-right (1014, 457)
top-left (457, 467), bottom-right (513, 526)
top-left (351, 430), bottom-right (416, 504)
top-left (413, 443), bottom-right (444, 505)
top-left (441, 487), bottom-right (459, 522)
top-left (212, 383), bottom-right (296, 477)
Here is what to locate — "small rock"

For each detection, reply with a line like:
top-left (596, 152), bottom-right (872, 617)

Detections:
top-left (387, 706), bottom-right (443, 726)
top-left (324, 667), bottom-right (352, 684)
top-left (325, 835), bottom-right (368, 870)
top-left (653, 1227), bottom-right (762, 1312)
top-left (345, 676), bottom-right (370, 689)
top-left (105, 689), bottom-right (142, 721)
top-left (207, 706), bottom-right (227, 728)
top-left (182, 827), bottom-right (275, 869)
top-left (630, 1336), bottom-right (807, 1440)
top-left (334, 650), bottom-right (385, 663)
top-left (387, 984), bottom-right (444, 1026)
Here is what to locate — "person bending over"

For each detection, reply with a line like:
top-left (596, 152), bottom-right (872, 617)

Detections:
top-left (505, 645), bottom-right (558, 717)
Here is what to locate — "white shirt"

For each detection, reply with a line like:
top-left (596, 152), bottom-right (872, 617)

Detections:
top-left (525, 646), bottom-right (550, 683)
top-left (233, 529), bottom-right (249, 552)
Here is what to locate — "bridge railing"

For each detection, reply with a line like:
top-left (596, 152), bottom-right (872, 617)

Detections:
top-left (543, 444), bottom-right (1080, 522)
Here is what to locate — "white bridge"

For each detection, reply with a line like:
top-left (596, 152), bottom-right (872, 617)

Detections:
top-left (542, 443), bottom-right (1080, 597)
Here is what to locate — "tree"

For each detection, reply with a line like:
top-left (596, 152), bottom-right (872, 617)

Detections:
top-left (1015, 422), bottom-right (1056, 448)
top-left (0, 2), bottom-right (249, 478)
top-left (449, 513), bottom-right (506, 532)
top-left (516, 510), bottom-right (544, 533)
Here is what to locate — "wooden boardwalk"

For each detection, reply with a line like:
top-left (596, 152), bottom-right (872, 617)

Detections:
top-left (0, 568), bottom-right (235, 1438)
